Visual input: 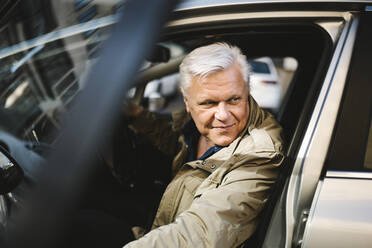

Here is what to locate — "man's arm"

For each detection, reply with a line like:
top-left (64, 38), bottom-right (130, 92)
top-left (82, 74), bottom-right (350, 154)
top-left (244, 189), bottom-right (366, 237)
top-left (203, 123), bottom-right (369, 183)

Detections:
top-left (123, 152), bottom-right (284, 248)
top-left (125, 103), bottom-right (181, 157)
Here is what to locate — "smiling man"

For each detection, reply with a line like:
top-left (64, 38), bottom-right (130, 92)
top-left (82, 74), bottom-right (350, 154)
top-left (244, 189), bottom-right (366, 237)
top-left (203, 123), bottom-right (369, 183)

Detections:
top-left (183, 61), bottom-right (250, 153)
top-left (124, 42), bottom-right (284, 248)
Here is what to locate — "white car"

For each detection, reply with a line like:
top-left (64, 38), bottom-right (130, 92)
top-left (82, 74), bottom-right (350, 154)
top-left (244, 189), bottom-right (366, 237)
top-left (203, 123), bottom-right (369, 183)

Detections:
top-left (248, 57), bottom-right (281, 111)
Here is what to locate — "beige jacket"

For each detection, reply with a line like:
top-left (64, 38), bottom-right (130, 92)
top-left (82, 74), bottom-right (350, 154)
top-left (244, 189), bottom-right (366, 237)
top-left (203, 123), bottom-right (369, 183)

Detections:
top-left (124, 96), bottom-right (284, 248)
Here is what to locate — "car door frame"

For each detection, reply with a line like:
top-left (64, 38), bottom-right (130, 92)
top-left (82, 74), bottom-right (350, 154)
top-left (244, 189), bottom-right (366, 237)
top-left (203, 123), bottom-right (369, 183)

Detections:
top-left (299, 10), bottom-right (372, 248)
top-left (268, 11), bottom-right (359, 248)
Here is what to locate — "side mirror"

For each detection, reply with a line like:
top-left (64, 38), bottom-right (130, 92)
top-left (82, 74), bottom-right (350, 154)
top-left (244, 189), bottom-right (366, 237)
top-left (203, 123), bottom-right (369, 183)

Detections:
top-left (146, 44), bottom-right (170, 63)
top-left (0, 146), bottom-right (24, 194)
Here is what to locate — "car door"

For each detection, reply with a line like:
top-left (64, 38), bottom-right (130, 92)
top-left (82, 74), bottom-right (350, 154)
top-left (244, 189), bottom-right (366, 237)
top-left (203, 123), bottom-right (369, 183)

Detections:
top-left (300, 11), bottom-right (372, 248)
top-left (261, 6), bottom-right (372, 248)
top-left (1, 0), bottom-right (178, 247)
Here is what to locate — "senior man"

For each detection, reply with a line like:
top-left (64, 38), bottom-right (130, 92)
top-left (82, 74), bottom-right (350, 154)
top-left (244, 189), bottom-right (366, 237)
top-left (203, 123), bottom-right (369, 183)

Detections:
top-left (123, 42), bottom-right (284, 248)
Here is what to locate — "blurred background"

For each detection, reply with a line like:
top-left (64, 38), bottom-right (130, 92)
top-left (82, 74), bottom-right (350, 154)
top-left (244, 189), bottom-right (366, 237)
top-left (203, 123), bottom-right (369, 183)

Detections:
top-left (0, 0), bottom-right (297, 145)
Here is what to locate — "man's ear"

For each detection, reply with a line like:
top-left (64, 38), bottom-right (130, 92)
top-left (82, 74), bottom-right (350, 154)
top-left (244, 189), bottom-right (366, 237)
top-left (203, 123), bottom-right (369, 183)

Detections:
top-left (183, 96), bottom-right (190, 113)
top-left (180, 87), bottom-right (190, 112)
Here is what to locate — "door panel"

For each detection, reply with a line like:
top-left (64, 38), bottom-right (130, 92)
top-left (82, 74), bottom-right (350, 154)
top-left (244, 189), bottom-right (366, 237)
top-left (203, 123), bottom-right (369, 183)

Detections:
top-left (302, 176), bottom-right (372, 248)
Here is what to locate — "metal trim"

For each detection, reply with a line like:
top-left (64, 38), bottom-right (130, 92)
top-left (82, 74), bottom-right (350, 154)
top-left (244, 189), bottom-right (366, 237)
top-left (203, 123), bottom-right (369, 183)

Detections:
top-left (167, 11), bottom-right (348, 44)
top-left (300, 180), bottom-right (324, 248)
top-left (0, 15), bottom-right (119, 59)
top-left (326, 170), bottom-right (372, 179)
top-left (168, 11), bottom-right (349, 27)
top-left (284, 13), bottom-right (358, 248)
top-left (175, 0), bottom-right (372, 11)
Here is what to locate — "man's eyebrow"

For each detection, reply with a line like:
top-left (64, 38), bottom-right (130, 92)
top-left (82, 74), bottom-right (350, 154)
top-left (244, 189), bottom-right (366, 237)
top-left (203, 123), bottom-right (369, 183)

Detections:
top-left (228, 95), bottom-right (239, 98)
top-left (227, 95), bottom-right (241, 100)
top-left (197, 94), bottom-right (242, 103)
top-left (221, 95), bottom-right (241, 102)
top-left (197, 99), bottom-right (215, 104)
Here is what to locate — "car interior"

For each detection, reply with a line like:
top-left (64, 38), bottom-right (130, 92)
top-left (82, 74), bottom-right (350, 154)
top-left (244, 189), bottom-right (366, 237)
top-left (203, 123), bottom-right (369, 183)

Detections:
top-left (0, 4), bottom-right (337, 246)
top-left (81, 21), bottom-right (334, 246)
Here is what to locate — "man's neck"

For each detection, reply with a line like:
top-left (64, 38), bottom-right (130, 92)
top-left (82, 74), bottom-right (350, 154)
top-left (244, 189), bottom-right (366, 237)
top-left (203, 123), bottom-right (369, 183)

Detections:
top-left (197, 136), bottom-right (215, 158)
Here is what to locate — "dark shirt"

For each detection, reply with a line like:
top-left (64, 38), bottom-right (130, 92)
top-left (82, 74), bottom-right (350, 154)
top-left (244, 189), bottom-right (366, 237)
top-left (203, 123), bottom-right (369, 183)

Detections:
top-left (183, 120), bottom-right (223, 162)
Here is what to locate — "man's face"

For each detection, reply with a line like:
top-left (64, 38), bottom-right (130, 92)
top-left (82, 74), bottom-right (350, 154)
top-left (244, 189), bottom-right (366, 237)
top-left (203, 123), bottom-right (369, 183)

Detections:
top-left (183, 63), bottom-right (250, 147)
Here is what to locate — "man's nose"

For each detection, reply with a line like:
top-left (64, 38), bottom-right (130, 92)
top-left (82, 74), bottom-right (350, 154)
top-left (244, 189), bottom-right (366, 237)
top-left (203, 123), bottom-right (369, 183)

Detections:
top-left (215, 102), bottom-right (230, 121)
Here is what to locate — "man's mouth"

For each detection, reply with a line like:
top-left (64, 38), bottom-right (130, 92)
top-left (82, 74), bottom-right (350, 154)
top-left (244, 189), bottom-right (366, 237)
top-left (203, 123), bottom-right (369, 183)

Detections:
top-left (213, 124), bottom-right (235, 129)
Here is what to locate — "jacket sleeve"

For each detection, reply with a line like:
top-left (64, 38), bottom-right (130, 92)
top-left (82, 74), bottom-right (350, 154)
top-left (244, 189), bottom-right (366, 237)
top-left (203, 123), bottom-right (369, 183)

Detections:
top-left (129, 109), bottom-right (181, 157)
top-left (123, 152), bottom-right (284, 248)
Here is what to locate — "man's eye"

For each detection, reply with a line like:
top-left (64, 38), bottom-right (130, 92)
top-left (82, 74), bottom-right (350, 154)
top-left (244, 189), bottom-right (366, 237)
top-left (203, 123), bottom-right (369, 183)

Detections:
top-left (229, 97), bottom-right (241, 104)
top-left (200, 101), bottom-right (217, 106)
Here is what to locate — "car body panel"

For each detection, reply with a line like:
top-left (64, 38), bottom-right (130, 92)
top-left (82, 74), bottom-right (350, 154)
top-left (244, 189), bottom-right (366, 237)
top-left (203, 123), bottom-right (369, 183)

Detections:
top-left (298, 10), bottom-right (372, 248)
top-left (302, 175), bottom-right (372, 248)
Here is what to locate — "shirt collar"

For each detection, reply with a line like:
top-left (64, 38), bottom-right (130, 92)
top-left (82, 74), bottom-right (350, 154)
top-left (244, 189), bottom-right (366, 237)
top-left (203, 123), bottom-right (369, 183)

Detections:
top-left (182, 120), bottom-right (223, 162)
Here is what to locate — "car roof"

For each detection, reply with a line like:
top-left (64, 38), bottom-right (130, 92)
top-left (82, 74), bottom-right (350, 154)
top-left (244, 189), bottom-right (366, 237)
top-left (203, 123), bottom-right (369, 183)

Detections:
top-left (176, 0), bottom-right (372, 11)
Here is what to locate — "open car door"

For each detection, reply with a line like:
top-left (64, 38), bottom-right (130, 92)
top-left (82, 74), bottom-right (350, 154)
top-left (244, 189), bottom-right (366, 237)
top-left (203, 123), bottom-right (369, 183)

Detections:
top-left (2, 0), bottom-right (178, 247)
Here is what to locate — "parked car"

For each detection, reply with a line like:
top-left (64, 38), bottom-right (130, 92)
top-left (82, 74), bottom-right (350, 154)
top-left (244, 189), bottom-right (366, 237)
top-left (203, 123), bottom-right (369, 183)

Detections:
top-left (1, 0), bottom-right (372, 248)
top-left (143, 73), bottom-right (180, 111)
top-left (248, 57), bottom-right (281, 111)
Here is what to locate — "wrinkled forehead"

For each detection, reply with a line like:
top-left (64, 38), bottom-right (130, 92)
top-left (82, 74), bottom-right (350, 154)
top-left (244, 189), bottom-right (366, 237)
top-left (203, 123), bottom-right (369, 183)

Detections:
top-left (187, 65), bottom-right (249, 97)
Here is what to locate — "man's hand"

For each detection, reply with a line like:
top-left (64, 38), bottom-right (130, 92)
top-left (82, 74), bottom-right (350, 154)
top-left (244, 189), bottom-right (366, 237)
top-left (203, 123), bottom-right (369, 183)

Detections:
top-left (123, 101), bottom-right (143, 117)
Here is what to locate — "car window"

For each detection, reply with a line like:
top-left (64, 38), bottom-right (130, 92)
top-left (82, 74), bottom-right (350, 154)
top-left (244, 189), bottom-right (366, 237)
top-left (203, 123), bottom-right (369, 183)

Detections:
top-left (0, 1), bottom-right (135, 143)
top-left (248, 60), bottom-right (271, 74)
top-left (326, 12), bottom-right (372, 172)
top-left (0, 20), bottom-right (115, 143)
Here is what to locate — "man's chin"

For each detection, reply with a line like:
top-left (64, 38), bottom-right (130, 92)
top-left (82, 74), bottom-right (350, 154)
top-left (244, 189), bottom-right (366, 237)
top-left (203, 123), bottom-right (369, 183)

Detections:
top-left (211, 136), bottom-right (235, 147)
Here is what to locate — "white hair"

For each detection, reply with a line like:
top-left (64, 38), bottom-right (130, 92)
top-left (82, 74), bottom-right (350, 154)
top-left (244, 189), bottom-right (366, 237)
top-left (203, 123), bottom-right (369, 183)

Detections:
top-left (179, 42), bottom-right (250, 96)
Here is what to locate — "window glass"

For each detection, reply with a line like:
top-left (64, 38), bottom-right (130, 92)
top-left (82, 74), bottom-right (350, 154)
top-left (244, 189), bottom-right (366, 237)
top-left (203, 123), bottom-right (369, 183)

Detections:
top-left (325, 13), bottom-right (372, 172)
top-left (0, 2), bottom-right (117, 142)
top-left (248, 61), bottom-right (271, 74)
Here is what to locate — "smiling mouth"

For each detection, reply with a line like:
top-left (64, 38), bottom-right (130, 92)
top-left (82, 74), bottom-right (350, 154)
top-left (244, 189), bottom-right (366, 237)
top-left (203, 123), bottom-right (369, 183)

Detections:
top-left (213, 124), bottom-right (235, 129)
